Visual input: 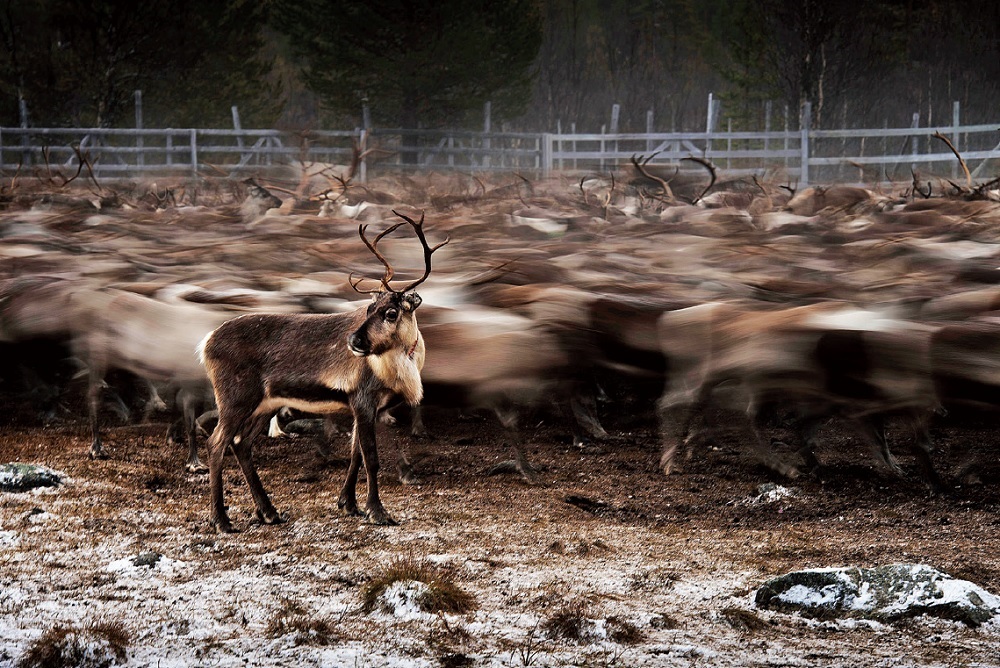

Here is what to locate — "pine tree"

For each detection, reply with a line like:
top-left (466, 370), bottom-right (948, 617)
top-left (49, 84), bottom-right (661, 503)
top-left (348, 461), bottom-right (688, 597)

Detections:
top-left (272, 0), bottom-right (542, 129)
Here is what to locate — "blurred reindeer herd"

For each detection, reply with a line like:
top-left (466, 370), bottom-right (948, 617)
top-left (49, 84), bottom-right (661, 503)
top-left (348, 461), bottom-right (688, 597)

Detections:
top-left (2, 154), bottom-right (1000, 525)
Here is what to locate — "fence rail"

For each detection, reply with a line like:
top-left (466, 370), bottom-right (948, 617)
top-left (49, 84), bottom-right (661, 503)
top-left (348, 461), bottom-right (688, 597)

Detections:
top-left (1, 106), bottom-right (998, 186)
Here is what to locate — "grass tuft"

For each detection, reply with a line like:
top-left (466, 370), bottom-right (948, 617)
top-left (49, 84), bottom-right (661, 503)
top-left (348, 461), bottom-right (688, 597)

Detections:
top-left (17, 621), bottom-right (129, 668)
top-left (720, 607), bottom-right (770, 633)
top-left (542, 601), bottom-right (593, 642)
top-left (605, 616), bottom-right (644, 644)
top-left (360, 556), bottom-right (476, 615)
top-left (265, 598), bottom-right (339, 646)
top-left (542, 602), bottom-right (645, 645)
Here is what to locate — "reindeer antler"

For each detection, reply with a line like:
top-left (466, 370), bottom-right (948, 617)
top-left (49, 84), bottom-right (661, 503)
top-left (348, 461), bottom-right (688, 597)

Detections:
top-left (391, 210), bottom-right (450, 293)
top-left (350, 211), bottom-right (449, 294)
top-left (351, 221), bottom-right (406, 293)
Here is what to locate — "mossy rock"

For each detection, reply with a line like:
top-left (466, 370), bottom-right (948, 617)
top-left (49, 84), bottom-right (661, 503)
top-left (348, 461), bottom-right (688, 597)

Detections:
top-left (0, 463), bottom-right (62, 492)
top-left (756, 564), bottom-right (1000, 627)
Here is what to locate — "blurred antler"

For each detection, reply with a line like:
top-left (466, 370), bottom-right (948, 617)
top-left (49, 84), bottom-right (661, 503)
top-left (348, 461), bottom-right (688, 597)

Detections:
top-left (932, 131), bottom-right (971, 188)
top-left (681, 155), bottom-right (717, 205)
top-left (630, 152), bottom-right (676, 205)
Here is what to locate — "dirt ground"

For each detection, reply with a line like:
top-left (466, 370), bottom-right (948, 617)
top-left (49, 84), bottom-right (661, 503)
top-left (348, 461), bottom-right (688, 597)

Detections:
top-left (3, 396), bottom-right (1000, 667)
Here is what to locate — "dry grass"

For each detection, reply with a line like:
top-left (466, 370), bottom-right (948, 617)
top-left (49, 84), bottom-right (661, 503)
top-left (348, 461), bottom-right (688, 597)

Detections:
top-left (360, 556), bottom-right (476, 615)
top-left (720, 607), bottom-right (771, 633)
top-left (265, 598), bottom-right (340, 647)
top-left (541, 601), bottom-right (644, 645)
top-left (604, 616), bottom-right (644, 644)
top-left (541, 601), bottom-right (594, 642)
top-left (17, 621), bottom-right (129, 668)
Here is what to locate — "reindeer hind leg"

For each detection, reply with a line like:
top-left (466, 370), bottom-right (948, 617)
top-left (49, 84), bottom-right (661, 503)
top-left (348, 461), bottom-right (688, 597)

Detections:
top-left (207, 421), bottom-right (237, 533)
top-left (229, 414), bottom-right (286, 526)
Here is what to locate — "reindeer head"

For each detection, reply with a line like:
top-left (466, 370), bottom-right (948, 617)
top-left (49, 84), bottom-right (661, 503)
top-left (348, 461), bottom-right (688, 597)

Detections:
top-left (347, 211), bottom-right (448, 358)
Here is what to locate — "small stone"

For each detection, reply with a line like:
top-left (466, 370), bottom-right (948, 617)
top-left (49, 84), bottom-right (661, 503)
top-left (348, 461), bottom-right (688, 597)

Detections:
top-left (133, 552), bottom-right (163, 567)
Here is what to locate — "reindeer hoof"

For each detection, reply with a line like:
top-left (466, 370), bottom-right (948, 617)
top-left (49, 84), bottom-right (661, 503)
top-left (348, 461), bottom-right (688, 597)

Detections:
top-left (186, 461), bottom-right (209, 474)
top-left (338, 498), bottom-right (364, 517)
top-left (397, 460), bottom-right (421, 486)
top-left (212, 517), bottom-right (237, 534)
top-left (399, 471), bottom-right (421, 486)
top-left (256, 509), bottom-right (289, 525)
top-left (366, 508), bottom-right (399, 526)
top-left (89, 446), bottom-right (109, 460)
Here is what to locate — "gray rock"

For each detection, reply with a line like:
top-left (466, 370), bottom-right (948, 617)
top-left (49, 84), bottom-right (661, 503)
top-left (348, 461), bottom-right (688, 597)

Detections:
top-left (132, 552), bottom-right (163, 567)
top-left (0, 463), bottom-right (62, 492)
top-left (756, 564), bottom-right (1000, 627)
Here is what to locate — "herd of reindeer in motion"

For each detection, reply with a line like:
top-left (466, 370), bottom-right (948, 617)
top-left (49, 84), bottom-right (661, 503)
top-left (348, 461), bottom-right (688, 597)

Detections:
top-left (1, 155), bottom-right (1000, 530)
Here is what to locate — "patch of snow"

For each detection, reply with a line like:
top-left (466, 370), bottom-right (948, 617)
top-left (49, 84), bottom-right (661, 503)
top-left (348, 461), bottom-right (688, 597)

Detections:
top-left (377, 581), bottom-right (434, 621)
top-left (744, 483), bottom-right (797, 505)
top-left (25, 510), bottom-right (57, 526)
top-left (105, 554), bottom-right (190, 579)
top-left (648, 643), bottom-right (719, 659)
top-left (778, 583), bottom-right (845, 608)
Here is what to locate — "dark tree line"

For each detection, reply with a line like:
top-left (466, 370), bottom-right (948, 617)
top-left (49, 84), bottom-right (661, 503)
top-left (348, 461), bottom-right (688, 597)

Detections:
top-left (1, 0), bottom-right (997, 132)
top-left (0, 0), bottom-right (278, 128)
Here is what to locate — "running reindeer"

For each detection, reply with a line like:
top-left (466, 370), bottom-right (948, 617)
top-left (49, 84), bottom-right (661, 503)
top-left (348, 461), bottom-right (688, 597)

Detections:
top-left (199, 211), bottom-right (448, 532)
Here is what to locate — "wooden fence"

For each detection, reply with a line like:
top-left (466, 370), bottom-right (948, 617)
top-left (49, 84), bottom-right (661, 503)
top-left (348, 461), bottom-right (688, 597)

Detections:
top-left (1, 104), bottom-right (997, 186)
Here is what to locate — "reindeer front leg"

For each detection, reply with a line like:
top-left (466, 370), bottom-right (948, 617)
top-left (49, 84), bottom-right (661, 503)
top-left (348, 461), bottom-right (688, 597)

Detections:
top-left (354, 404), bottom-right (397, 526)
top-left (337, 423), bottom-right (364, 517)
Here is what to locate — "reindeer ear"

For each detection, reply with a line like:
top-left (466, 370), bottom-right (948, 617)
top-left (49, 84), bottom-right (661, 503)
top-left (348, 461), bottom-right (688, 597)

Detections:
top-left (404, 293), bottom-right (422, 310)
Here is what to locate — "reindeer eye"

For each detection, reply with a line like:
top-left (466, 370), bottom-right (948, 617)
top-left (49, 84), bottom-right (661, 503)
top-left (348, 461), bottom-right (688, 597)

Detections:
top-left (385, 308), bottom-right (399, 322)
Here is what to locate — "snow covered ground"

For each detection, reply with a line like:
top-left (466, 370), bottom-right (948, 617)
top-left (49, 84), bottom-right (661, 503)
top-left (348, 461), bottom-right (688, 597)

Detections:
top-left (3, 427), bottom-right (1000, 668)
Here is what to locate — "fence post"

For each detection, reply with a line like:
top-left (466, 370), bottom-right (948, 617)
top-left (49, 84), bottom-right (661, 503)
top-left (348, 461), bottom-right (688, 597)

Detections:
top-left (135, 90), bottom-right (144, 173)
top-left (232, 106), bottom-right (243, 146)
top-left (571, 122), bottom-right (577, 171)
top-left (556, 119), bottom-right (563, 171)
top-left (726, 118), bottom-right (732, 170)
top-left (910, 112), bottom-right (920, 172)
top-left (231, 105), bottom-right (246, 171)
top-left (800, 101), bottom-right (811, 186)
top-left (705, 93), bottom-right (714, 156)
top-left (541, 133), bottom-right (552, 177)
top-left (189, 129), bottom-right (198, 177)
top-left (610, 104), bottom-right (620, 166)
top-left (483, 101), bottom-right (491, 169)
top-left (19, 97), bottom-right (30, 166)
top-left (764, 101), bottom-right (772, 153)
top-left (783, 104), bottom-right (789, 171)
top-left (600, 124), bottom-right (606, 171)
top-left (646, 109), bottom-right (654, 152)
top-left (952, 100), bottom-right (960, 180)
top-left (359, 128), bottom-right (368, 183)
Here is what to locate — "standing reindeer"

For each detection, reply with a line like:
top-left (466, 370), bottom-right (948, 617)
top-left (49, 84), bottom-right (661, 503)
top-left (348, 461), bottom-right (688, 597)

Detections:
top-left (199, 212), bottom-right (447, 532)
